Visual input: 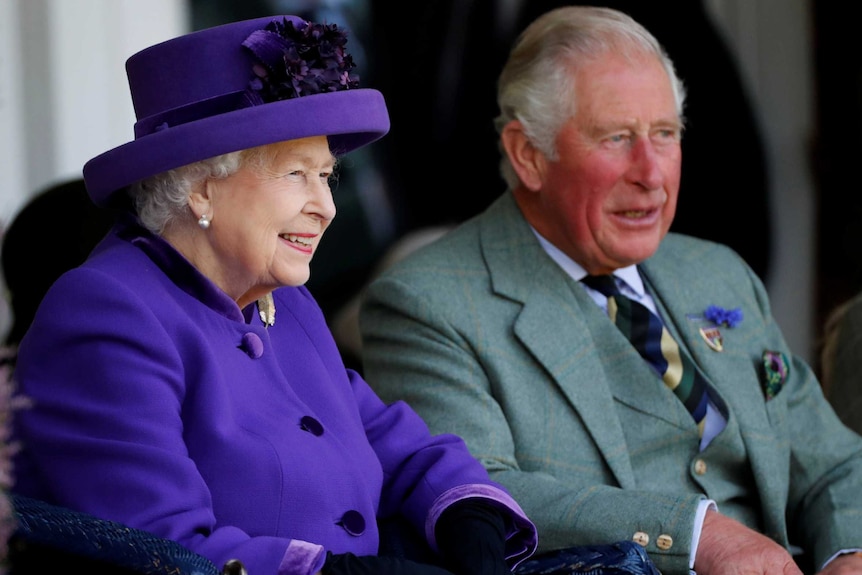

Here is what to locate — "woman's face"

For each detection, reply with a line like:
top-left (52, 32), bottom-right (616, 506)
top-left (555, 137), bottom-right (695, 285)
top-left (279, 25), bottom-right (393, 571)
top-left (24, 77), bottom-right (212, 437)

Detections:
top-left (199, 136), bottom-right (337, 306)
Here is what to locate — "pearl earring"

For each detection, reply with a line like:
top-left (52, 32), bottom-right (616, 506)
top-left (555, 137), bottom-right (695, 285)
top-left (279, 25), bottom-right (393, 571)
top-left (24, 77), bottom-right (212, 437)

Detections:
top-left (198, 213), bottom-right (210, 230)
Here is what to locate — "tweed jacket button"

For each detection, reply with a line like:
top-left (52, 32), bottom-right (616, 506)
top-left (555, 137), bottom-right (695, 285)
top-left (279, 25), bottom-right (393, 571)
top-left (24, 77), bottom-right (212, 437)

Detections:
top-left (657, 534), bottom-right (673, 550)
top-left (632, 531), bottom-right (649, 546)
top-left (694, 459), bottom-right (707, 475)
top-left (338, 510), bottom-right (366, 536)
top-left (299, 415), bottom-right (324, 436)
top-left (240, 332), bottom-right (264, 359)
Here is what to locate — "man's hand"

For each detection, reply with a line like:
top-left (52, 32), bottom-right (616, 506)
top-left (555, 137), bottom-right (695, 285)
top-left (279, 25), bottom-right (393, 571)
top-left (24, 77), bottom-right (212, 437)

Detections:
top-left (694, 509), bottom-right (801, 575)
top-left (819, 552), bottom-right (862, 575)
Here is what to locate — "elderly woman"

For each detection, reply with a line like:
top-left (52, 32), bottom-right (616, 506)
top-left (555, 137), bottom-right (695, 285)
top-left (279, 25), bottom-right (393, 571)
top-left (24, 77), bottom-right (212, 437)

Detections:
top-left (9, 15), bottom-right (537, 575)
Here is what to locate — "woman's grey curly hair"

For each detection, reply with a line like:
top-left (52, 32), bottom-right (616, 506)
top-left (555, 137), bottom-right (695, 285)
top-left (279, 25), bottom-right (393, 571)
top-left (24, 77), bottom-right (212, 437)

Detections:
top-left (129, 147), bottom-right (272, 234)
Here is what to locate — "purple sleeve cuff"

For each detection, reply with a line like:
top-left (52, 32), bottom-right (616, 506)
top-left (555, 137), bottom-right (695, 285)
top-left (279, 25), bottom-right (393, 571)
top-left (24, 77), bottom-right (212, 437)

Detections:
top-left (277, 539), bottom-right (327, 575)
top-left (425, 484), bottom-right (538, 570)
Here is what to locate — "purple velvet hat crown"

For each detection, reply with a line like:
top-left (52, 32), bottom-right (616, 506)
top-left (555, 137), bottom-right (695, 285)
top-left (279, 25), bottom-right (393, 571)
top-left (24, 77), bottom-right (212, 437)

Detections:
top-left (83, 15), bottom-right (390, 208)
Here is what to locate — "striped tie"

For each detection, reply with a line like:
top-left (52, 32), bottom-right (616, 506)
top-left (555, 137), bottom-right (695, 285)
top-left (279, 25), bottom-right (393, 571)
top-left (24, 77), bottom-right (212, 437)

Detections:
top-left (582, 274), bottom-right (709, 436)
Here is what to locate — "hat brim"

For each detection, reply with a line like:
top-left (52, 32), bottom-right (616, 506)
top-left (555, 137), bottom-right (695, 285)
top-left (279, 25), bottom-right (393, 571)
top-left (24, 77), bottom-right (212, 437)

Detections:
top-left (83, 88), bottom-right (389, 208)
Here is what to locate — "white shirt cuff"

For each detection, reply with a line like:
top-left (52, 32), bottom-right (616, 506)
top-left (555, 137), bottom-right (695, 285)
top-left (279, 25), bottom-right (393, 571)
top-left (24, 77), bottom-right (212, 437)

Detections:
top-left (691, 499), bottom-right (718, 569)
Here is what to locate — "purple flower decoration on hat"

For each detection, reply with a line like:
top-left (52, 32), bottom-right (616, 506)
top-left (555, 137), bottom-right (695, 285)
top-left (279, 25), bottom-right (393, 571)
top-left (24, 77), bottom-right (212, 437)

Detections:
top-left (704, 305), bottom-right (743, 328)
top-left (241, 18), bottom-right (359, 106)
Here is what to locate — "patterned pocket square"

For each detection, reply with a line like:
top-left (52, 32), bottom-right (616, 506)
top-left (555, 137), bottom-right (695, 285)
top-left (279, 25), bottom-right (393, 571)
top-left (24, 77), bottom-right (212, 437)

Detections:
top-left (762, 350), bottom-right (790, 400)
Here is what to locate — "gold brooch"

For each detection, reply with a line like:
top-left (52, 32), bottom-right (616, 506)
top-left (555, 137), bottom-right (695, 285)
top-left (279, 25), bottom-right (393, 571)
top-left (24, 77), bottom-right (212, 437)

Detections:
top-left (257, 292), bottom-right (275, 327)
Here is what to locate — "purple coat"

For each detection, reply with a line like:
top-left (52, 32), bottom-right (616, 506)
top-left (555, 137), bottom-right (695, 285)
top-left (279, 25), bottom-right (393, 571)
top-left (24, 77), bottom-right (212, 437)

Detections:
top-left (12, 221), bottom-right (537, 575)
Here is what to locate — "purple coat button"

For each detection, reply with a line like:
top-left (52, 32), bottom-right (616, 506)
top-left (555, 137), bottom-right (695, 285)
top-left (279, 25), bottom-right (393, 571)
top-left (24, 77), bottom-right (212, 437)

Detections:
top-left (299, 415), bottom-right (324, 436)
top-left (338, 510), bottom-right (366, 536)
top-left (240, 332), bottom-right (264, 359)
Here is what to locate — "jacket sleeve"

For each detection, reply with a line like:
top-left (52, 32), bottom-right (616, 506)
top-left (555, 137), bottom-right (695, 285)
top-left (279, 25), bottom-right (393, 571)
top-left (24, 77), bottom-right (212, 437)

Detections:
top-left (347, 367), bottom-right (537, 569)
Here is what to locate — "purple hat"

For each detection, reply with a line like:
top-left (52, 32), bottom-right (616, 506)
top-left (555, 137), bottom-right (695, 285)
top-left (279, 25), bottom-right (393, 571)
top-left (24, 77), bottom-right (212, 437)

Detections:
top-left (83, 15), bottom-right (390, 208)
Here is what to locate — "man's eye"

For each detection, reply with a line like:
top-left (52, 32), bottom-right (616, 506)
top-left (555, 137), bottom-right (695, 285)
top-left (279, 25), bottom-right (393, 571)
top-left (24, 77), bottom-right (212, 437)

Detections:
top-left (652, 129), bottom-right (681, 146)
top-left (605, 134), bottom-right (629, 146)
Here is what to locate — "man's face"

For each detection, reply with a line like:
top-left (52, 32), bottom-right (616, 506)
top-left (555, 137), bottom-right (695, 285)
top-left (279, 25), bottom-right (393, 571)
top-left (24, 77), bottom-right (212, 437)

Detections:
top-left (534, 51), bottom-right (683, 275)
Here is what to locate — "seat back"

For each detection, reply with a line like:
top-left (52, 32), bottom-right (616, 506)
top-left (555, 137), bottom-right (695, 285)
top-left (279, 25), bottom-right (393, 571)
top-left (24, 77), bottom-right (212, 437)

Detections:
top-left (6, 493), bottom-right (221, 575)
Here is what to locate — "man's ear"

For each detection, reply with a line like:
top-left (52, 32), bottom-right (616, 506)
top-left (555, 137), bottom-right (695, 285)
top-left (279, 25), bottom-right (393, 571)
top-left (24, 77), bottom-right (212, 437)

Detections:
top-left (500, 119), bottom-right (545, 191)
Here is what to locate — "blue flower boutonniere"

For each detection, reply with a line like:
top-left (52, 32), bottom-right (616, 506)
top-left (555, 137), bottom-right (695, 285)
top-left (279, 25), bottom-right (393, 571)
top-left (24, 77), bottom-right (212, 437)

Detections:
top-left (704, 305), bottom-right (743, 328)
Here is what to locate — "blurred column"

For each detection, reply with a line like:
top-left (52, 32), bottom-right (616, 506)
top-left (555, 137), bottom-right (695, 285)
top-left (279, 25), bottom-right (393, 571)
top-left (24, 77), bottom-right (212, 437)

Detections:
top-left (708, 0), bottom-right (816, 361)
top-left (0, 0), bottom-right (189, 228)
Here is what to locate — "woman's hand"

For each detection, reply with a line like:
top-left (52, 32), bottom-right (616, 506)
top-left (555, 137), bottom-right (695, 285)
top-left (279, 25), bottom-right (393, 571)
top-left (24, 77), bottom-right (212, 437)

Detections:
top-left (435, 499), bottom-right (513, 575)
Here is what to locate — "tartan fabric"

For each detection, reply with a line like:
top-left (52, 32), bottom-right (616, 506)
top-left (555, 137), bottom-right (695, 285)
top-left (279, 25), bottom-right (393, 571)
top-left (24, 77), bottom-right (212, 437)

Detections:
top-left (6, 493), bottom-right (221, 575)
top-left (515, 540), bottom-right (660, 575)
top-left (582, 275), bottom-right (708, 435)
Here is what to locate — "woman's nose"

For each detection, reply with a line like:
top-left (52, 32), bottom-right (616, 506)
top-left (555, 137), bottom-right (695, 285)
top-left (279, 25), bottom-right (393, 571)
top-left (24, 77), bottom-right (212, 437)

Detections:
top-left (308, 181), bottom-right (337, 221)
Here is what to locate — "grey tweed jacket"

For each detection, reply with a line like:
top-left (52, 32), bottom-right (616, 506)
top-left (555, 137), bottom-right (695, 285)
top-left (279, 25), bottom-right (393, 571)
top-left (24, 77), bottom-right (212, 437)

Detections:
top-left (360, 192), bottom-right (862, 575)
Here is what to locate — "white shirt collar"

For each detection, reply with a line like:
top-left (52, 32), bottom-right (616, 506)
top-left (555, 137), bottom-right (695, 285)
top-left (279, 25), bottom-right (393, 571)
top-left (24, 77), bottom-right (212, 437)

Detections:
top-left (531, 227), bottom-right (646, 298)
